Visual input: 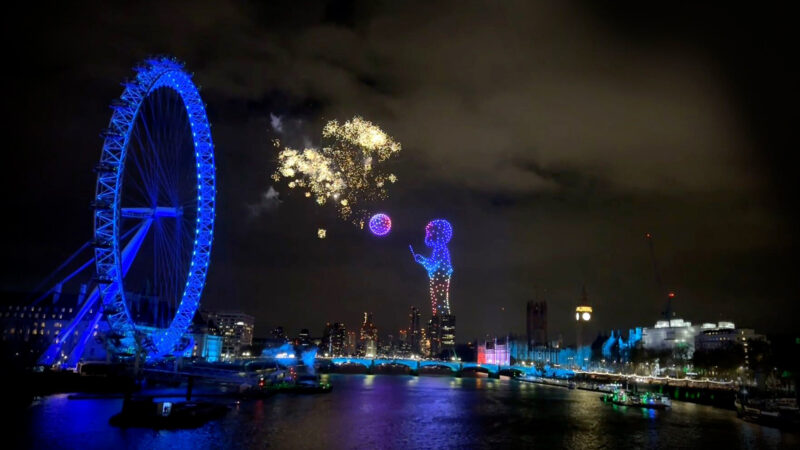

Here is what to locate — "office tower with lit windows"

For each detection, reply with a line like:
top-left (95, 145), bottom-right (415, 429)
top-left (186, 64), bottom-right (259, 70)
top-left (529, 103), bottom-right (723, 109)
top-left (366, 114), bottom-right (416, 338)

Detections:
top-left (408, 306), bottom-right (421, 354)
top-left (359, 312), bottom-right (378, 356)
top-left (204, 311), bottom-right (254, 359)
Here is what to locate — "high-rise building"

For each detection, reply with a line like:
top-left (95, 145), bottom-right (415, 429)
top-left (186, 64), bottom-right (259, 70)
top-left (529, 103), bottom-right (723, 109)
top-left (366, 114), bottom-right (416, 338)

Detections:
top-left (426, 313), bottom-right (456, 357)
top-left (408, 306), bottom-right (421, 354)
top-left (322, 322), bottom-right (333, 354)
top-left (398, 329), bottom-right (408, 352)
top-left (296, 328), bottom-right (311, 346)
top-left (381, 334), bottom-right (395, 355)
top-left (346, 331), bottom-right (357, 355)
top-left (427, 317), bottom-right (440, 357)
top-left (322, 322), bottom-right (347, 356)
top-left (359, 312), bottom-right (378, 356)
top-left (526, 301), bottom-right (547, 347)
top-left (440, 314), bottom-right (456, 353)
top-left (204, 311), bottom-right (255, 360)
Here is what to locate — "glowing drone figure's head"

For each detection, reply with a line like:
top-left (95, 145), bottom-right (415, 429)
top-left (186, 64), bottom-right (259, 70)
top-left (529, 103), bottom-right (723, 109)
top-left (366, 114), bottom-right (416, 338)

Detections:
top-left (424, 219), bottom-right (453, 247)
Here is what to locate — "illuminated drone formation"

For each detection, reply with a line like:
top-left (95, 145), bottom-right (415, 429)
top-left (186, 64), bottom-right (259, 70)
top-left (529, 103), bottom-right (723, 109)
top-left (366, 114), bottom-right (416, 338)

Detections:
top-left (410, 219), bottom-right (454, 316)
top-left (369, 213), bottom-right (392, 236)
top-left (271, 116), bottom-right (401, 230)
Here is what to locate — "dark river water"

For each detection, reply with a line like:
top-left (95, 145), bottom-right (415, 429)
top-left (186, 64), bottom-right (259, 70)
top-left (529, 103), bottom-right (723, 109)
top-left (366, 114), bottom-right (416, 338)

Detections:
top-left (15, 374), bottom-right (799, 449)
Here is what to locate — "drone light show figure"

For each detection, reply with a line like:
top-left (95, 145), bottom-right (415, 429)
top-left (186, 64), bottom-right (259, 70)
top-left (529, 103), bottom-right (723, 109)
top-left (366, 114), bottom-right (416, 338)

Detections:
top-left (410, 219), bottom-right (453, 316)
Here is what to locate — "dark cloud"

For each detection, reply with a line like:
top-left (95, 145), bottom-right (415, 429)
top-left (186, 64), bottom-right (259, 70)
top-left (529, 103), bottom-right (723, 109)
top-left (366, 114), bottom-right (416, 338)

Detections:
top-left (1, 1), bottom-right (797, 342)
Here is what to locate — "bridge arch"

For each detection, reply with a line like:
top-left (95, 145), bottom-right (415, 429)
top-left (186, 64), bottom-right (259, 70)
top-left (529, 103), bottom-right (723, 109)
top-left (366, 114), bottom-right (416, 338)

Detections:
top-left (330, 357), bottom-right (373, 370)
top-left (372, 359), bottom-right (419, 371)
top-left (418, 360), bottom-right (461, 373)
top-left (460, 362), bottom-right (499, 376)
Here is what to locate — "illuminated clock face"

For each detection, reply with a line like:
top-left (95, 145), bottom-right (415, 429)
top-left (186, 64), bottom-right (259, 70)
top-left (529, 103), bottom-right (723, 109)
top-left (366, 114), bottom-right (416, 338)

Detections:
top-left (582, 312), bottom-right (591, 321)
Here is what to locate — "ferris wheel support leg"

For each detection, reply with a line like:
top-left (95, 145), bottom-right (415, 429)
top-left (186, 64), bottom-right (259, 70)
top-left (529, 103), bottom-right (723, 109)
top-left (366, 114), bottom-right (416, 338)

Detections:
top-left (119, 218), bottom-right (152, 274)
top-left (64, 306), bottom-right (104, 370)
top-left (38, 288), bottom-right (102, 366)
top-left (38, 219), bottom-right (152, 367)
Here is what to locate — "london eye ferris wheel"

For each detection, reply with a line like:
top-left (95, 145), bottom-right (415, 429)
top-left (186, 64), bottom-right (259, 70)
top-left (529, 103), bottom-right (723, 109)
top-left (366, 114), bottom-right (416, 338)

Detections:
top-left (39, 56), bottom-right (216, 365)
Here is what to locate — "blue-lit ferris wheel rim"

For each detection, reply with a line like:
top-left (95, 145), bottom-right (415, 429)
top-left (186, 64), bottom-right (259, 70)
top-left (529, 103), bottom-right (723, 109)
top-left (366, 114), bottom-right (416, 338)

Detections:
top-left (93, 57), bottom-right (215, 357)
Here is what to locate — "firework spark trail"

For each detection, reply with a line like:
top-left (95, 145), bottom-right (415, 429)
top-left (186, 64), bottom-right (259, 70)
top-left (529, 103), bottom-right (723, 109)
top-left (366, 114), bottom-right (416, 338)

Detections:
top-left (272, 116), bottom-right (401, 228)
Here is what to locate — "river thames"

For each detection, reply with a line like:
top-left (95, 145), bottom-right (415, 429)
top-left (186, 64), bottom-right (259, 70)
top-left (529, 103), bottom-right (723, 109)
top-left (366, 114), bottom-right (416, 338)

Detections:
top-left (16, 374), bottom-right (798, 449)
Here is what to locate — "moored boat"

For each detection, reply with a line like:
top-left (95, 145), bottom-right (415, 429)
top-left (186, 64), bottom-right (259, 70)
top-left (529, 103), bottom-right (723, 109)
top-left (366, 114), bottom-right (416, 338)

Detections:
top-left (600, 388), bottom-right (671, 409)
top-left (109, 397), bottom-right (229, 429)
top-left (735, 392), bottom-right (800, 430)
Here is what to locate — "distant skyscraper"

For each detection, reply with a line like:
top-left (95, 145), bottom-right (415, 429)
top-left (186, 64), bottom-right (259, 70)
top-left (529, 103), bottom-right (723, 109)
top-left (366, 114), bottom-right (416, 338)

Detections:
top-left (381, 334), bottom-right (395, 355)
top-left (426, 313), bottom-right (456, 357)
top-left (333, 322), bottom-right (346, 355)
top-left (398, 329), bottom-right (408, 352)
top-left (322, 322), bottom-right (347, 356)
top-left (297, 328), bottom-right (311, 346)
top-left (526, 301), bottom-right (548, 347)
top-left (359, 312), bottom-right (378, 355)
top-left (427, 317), bottom-right (439, 357)
top-left (440, 314), bottom-right (456, 353)
top-left (346, 331), bottom-right (357, 355)
top-left (408, 306), bottom-right (421, 354)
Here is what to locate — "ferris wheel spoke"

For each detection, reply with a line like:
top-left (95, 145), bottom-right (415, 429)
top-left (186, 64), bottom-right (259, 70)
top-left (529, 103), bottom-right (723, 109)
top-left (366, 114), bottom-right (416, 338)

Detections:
top-left (153, 229), bottom-right (167, 325)
top-left (130, 128), bottom-right (160, 203)
top-left (161, 100), bottom-right (184, 205)
top-left (126, 136), bottom-right (154, 202)
top-left (155, 217), bottom-right (182, 307)
top-left (155, 222), bottom-right (170, 318)
top-left (162, 106), bottom-right (184, 206)
top-left (138, 104), bottom-right (173, 202)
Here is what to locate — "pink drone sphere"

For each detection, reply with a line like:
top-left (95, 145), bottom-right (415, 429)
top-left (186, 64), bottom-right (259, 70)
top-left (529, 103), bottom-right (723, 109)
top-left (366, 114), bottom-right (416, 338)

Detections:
top-left (369, 213), bottom-right (392, 236)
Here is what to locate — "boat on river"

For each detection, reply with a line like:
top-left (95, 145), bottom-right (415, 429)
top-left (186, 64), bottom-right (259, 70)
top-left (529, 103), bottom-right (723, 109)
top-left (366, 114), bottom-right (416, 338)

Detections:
top-left (252, 372), bottom-right (332, 395)
top-left (109, 397), bottom-right (229, 429)
top-left (600, 388), bottom-right (671, 409)
top-left (734, 392), bottom-right (799, 430)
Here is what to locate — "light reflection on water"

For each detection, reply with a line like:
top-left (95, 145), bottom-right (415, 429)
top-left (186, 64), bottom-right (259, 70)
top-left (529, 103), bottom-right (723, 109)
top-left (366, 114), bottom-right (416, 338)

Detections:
top-left (15, 374), bottom-right (799, 450)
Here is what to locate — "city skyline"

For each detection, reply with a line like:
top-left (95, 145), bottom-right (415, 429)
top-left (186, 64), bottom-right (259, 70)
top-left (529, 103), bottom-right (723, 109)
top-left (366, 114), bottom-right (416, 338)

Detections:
top-left (2, 1), bottom-right (798, 343)
top-left (2, 2), bottom-right (798, 447)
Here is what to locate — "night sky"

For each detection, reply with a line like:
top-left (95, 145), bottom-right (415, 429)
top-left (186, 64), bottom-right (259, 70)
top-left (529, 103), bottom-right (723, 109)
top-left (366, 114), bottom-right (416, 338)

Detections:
top-left (2, 1), bottom-right (797, 343)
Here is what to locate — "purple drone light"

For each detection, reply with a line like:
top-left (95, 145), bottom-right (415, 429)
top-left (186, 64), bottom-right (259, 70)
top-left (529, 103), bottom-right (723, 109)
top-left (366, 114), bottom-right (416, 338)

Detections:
top-left (369, 213), bottom-right (392, 236)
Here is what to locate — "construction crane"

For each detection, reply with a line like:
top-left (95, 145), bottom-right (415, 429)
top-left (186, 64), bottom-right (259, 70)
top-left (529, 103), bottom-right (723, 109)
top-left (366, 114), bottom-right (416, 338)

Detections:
top-left (645, 233), bottom-right (674, 320)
